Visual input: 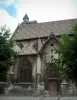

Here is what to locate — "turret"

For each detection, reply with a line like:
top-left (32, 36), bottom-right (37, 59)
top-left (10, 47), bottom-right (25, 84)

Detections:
top-left (23, 13), bottom-right (37, 24)
top-left (23, 14), bottom-right (29, 22)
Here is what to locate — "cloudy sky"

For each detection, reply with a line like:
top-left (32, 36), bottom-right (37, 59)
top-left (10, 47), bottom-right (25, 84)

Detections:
top-left (0, 0), bottom-right (77, 32)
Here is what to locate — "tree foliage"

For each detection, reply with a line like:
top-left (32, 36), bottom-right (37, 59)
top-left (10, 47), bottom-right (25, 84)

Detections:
top-left (57, 24), bottom-right (77, 84)
top-left (0, 26), bottom-right (17, 81)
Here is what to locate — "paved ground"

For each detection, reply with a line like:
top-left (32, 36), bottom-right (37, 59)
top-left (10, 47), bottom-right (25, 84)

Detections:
top-left (0, 96), bottom-right (77, 100)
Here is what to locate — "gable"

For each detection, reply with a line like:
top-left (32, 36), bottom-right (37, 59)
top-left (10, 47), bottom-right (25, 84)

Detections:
top-left (39, 32), bottom-right (59, 53)
top-left (43, 38), bottom-right (58, 54)
top-left (41, 34), bottom-right (59, 63)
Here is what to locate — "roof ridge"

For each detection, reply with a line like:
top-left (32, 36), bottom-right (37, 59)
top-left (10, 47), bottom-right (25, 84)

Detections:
top-left (36, 18), bottom-right (77, 24)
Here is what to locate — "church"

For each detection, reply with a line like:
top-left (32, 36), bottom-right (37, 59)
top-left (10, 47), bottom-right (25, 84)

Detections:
top-left (11, 14), bottom-right (77, 95)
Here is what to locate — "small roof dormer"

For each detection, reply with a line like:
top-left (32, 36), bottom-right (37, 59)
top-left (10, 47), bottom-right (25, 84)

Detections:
top-left (23, 13), bottom-right (29, 22)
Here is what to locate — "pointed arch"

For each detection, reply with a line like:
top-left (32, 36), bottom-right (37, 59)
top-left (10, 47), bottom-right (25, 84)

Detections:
top-left (18, 58), bottom-right (32, 82)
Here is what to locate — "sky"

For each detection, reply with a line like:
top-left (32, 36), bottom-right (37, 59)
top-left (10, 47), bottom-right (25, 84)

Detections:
top-left (0, 0), bottom-right (77, 32)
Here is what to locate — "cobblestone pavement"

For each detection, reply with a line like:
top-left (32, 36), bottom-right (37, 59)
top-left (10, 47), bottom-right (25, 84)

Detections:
top-left (0, 96), bottom-right (77, 100)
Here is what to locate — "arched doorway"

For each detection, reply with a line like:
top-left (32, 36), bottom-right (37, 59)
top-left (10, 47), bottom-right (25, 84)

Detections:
top-left (44, 63), bottom-right (60, 95)
top-left (18, 58), bottom-right (32, 82)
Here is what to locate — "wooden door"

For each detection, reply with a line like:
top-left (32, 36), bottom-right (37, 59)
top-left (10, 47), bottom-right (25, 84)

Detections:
top-left (49, 81), bottom-right (58, 95)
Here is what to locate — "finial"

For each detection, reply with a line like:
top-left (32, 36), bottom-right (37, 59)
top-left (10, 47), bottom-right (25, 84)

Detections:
top-left (23, 13), bottom-right (29, 22)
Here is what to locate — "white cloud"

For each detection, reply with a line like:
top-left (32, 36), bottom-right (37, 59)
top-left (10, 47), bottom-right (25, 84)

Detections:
top-left (0, 0), bottom-right (77, 32)
top-left (7, 0), bottom-right (14, 5)
top-left (16, 0), bottom-right (77, 22)
top-left (0, 0), bottom-right (14, 5)
top-left (0, 9), bottom-right (18, 33)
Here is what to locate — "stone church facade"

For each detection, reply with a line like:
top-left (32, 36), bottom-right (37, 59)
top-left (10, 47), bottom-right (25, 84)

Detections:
top-left (11, 14), bottom-right (77, 95)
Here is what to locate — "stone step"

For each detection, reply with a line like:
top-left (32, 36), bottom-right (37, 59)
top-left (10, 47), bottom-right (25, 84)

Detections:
top-left (8, 88), bottom-right (33, 96)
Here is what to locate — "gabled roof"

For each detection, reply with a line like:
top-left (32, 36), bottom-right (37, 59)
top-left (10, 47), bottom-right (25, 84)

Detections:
top-left (12, 18), bottom-right (77, 41)
top-left (39, 32), bottom-right (59, 53)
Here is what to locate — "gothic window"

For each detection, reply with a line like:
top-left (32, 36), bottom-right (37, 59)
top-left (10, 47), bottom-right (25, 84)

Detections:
top-left (18, 58), bottom-right (32, 82)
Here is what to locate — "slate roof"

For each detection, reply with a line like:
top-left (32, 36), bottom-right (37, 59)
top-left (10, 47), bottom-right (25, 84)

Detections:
top-left (12, 18), bottom-right (77, 41)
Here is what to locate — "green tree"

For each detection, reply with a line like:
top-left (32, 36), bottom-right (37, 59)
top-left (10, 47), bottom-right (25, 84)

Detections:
top-left (0, 26), bottom-right (16, 81)
top-left (57, 24), bottom-right (77, 84)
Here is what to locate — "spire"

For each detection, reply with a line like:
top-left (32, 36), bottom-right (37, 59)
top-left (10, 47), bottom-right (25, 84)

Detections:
top-left (23, 13), bottom-right (29, 22)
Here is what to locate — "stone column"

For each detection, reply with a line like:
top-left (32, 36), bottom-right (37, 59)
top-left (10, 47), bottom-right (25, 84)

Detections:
top-left (36, 54), bottom-right (41, 88)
